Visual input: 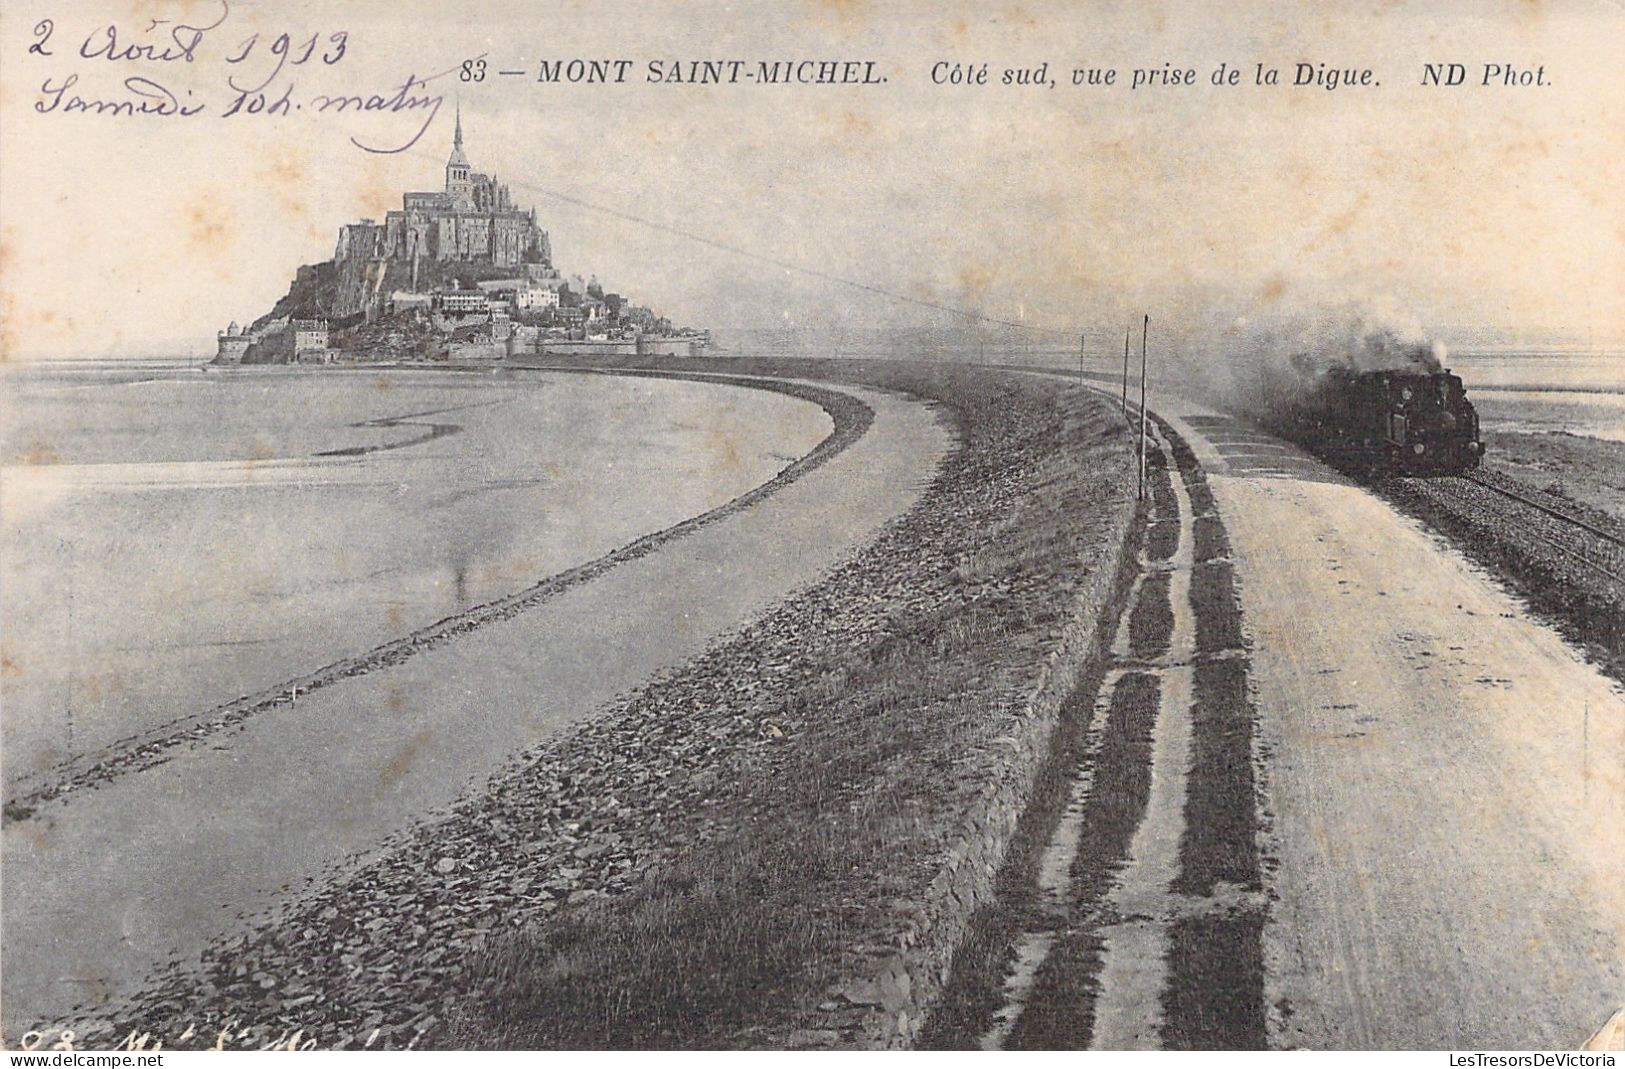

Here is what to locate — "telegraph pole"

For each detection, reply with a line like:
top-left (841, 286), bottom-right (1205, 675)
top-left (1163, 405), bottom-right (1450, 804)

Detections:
top-left (1121, 324), bottom-right (1131, 420)
top-left (1138, 314), bottom-right (1149, 501)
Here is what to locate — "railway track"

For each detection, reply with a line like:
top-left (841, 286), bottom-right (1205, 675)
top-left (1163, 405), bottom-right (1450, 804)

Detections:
top-left (1461, 471), bottom-right (1625, 548)
top-left (1397, 470), bottom-right (1625, 586)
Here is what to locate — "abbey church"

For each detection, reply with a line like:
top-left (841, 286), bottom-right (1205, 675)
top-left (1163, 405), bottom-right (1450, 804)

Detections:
top-left (333, 109), bottom-right (551, 269)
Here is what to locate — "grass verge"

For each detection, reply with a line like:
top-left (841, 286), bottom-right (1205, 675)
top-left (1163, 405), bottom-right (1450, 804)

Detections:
top-left (451, 360), bottom-right (1137, 1048)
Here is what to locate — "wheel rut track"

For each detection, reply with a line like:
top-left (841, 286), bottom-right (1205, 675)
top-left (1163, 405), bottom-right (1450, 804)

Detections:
top-left (925, 407), bottom-right (1268, 1051)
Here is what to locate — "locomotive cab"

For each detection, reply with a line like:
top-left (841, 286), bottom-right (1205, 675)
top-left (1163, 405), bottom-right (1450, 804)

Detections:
top-left (1373, 370), bottom-right (1482, 473)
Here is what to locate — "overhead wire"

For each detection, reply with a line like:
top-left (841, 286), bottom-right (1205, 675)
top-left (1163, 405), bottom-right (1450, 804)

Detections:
top-left (391, 141), bottom-right (1104, 344)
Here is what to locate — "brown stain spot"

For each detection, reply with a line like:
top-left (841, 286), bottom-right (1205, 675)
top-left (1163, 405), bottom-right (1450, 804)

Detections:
top-left (0, 289), bottom-right (16, 363)
top-left (22, 441), bottom-right (61, 465)
top-left (355, 153), bottom-right (406, 220)
top-left (800, 0), bottom-right (875, 39)
top-left (1, 646), bottom-right (21, 677)
top-left (1042, 247), bottom-right (1101, 295)
top-left (807, 0), bottom-right (867, 23)
top-left (1299, 191), bottom-right (1372, 256)
top-left (259, 152), bottom-right (313, 228)
top-left (1513, 0), bottom-right (1549, 28)
top-left (386, 602), bottom-right (406, 632)
top-left (380, 728), bottom-right (432, 789)
top-left (125, 0), bottom-right (223, 22)
top-left (956, 262), bottom-right (996, 303)
top-left (985, 2), bottom-right (1040, 30)
top-left (707, 426), bottom-right (743, 470)
top-left (184, 197), bottom-right (235, 253)
top-left (1259, 276), bottom-right (1288, 304)
top-left (82, 667), bottom-right (128, 702)
top-left (839, 110), bottom-right (875, 138)
top-left (1322, 192), bottom-right (1370, 239)
top-left (263, 157), bottom-right (306, 188)
top-left (67, 976), bottom-right (112, 1008)
top-left (470, 554), bottom-right (538, 590)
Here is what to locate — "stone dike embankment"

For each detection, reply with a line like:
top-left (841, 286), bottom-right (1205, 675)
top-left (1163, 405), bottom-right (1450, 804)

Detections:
top-left (80, 359), bottom-right (1139, 1051)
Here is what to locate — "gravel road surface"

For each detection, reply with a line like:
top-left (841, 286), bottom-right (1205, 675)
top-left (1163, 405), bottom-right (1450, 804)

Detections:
top-left (1156, 399), bottom-right (1624, 1049)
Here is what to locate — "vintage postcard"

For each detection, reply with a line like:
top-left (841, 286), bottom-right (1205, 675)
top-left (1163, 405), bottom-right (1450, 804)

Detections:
top-left (1, 0), bottom-right (1621, 1055)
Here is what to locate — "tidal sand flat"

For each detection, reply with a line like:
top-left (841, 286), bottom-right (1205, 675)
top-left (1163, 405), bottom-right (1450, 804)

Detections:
top-left (1451, 352), bottom-right (1625, 525)
top-left (1453, 350), bottom-right (1625, 443)
top-left (1, 366), bottom-right (830, 785)
top-left (1, 366), bottom-right (950, 1035)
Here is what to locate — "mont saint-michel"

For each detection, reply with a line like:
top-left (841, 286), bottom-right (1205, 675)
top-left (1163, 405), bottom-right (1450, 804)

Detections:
top-left (7, 0), bottom-right (1624, 1056)
top-left (214, 111), bottom-right (704, 365)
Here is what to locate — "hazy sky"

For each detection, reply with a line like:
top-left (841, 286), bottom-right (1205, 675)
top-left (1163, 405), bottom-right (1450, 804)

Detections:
top-left (1, 0), bottom-right (1622, 359)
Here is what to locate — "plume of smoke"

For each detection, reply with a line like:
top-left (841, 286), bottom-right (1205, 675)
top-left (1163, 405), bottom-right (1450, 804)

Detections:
top-left (1157, 298), bottom-right (1448, 418)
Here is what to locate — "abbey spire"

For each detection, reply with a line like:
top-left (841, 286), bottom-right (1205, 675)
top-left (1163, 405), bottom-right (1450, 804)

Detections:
top-left (445, 101), bottom-right (472, 207)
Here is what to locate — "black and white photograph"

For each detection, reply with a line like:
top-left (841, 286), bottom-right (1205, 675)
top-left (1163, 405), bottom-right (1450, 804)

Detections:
top-left (0, 0), bottom-right (1621, 1055)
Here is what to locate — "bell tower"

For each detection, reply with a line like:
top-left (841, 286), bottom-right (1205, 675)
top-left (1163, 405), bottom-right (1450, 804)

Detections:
top-left (445, 102), bottom-right (472, 209)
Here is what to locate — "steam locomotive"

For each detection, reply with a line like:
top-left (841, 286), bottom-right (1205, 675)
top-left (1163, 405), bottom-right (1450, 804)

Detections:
top-left (1264, 365), bottom-right (1483, 475)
